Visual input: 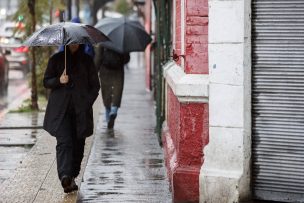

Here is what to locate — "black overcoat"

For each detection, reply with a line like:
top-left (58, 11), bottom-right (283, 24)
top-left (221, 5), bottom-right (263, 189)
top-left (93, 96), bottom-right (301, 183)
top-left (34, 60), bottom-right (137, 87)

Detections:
top-left (95, 46), bottom-right (130, 108)
top-left (43, 47), bottom-right (100, 138)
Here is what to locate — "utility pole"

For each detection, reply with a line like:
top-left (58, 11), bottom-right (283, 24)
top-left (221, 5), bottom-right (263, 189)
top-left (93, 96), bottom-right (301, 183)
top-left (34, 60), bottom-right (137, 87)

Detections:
top-left (49, 0), bottom-right (53, 24)
top-left (67, 0), bottom-right (72, 20)
top-left (59, 0), bottom-right (65, 22)
top-left (76, 0), bottom-right (80, 17)
top-left (6, 0), bottom-right (10, 20)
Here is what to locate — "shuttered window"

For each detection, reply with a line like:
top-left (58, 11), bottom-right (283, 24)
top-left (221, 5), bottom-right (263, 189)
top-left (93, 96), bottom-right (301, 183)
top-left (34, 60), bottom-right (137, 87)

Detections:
top-left (252, 1), bottom-right (304, 202)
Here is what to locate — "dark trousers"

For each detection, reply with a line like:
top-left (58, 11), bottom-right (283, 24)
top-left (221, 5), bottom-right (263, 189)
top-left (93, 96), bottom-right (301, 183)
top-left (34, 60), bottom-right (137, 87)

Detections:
top-left (56, 105), bottom-right (85, 180)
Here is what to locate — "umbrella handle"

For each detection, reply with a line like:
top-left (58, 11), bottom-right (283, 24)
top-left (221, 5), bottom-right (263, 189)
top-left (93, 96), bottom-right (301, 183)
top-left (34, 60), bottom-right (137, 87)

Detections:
top-left (64, 45), bottom-right (67, 75)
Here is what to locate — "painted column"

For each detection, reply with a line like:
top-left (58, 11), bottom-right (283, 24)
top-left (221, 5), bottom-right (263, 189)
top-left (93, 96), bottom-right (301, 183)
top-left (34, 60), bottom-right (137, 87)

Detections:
top-left (200, 0), bottom-right (251, 202)
top-left (144, 0), bottom-right (152, 90)
top-left (162, 0), bottom-right (209, 202)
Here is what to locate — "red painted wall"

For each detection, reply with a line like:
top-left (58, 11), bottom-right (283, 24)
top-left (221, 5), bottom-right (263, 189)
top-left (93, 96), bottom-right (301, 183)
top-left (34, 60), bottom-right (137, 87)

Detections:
top-left (175, 0), bottom-right (182, 66)
top-left (163, 86), bottom-right (181, 182)
top-left (145, 0), bottom-right (152, 90)
top-left (163, 87), bottom-right (209, 202)
top-left (185, 0), bottom-right (208, 74)
top-left (179, 102), bottom-right (209, 167)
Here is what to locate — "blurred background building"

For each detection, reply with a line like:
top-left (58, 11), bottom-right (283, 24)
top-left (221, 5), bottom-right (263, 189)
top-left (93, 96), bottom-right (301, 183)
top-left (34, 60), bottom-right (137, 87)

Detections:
top-left (0, 0), bottom-right (19, 23)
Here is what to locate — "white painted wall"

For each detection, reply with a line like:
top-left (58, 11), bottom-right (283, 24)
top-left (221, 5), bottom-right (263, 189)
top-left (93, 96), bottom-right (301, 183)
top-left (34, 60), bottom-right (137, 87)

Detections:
top-left (200, 0), bottom-right (252, 202)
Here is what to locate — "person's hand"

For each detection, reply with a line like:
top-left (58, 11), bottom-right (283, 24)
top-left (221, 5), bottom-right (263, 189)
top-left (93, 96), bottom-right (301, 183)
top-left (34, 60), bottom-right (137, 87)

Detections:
top-left (60, 72), bottom-right (69, 84)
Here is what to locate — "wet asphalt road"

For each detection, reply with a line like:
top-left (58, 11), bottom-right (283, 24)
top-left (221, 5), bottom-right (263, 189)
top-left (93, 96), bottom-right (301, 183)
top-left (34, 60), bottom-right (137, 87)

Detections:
top-left (0, 70), bottom-right (28, 112)
top-left (77, 63), bottom-right (172, 202)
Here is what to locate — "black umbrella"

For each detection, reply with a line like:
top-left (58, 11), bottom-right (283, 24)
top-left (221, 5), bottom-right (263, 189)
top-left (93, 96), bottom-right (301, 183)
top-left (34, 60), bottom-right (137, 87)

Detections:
top-left (95, 17), bottom-right (152, 53)
top-left (23, 22), bottom-right (109, 74)
top-left (23, 22), bottom-right (109, 46)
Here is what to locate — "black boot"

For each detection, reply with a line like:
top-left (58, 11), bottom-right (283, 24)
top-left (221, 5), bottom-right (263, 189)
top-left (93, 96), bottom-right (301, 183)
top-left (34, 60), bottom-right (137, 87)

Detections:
top-left (70, 178), bottom-right (79, 192)
top-left (61, 175), bottom-right (72, 193)
top-left (61, 176), bottom-right (78, 193)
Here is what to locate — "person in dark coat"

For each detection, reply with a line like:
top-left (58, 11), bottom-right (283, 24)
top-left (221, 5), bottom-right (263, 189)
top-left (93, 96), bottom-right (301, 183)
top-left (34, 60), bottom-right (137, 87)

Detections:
top-left (95, 46), bottom-right (130, 129)
top-left (43, 44), bottom-right (100, 193)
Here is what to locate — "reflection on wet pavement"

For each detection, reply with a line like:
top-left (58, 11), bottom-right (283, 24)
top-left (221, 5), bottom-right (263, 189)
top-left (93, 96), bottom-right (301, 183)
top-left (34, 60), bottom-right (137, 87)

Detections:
top-left (0, 112), bottom-right (44, 128)
top-left (78, 67), bottom-right (171, 202)
top-left (78, 127), bottom-right (171, 203)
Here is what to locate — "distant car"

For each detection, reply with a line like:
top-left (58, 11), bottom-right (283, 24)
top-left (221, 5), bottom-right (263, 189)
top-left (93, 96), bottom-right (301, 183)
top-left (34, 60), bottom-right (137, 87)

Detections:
top-left (0, 47), bottom-right (9, 95)
top-left (0, 22), bottom-right (30, 76)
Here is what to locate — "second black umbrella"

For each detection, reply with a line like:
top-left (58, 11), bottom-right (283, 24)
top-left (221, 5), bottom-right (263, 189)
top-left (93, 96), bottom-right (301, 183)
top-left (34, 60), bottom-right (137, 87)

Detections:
top-left (95, 17), bottom-right (152, 54)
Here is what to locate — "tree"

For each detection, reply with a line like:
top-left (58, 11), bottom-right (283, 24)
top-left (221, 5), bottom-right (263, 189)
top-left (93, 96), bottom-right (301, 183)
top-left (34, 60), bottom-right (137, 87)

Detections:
top-left (27, 0), bottom-right (38, 110)
top-left (114, 0), bottom-right (132, 15)
top-left (14, 0), bottom-right (64, 110)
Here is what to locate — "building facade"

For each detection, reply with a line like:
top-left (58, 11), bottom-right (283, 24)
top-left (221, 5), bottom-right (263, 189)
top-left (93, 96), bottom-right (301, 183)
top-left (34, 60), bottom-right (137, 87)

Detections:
top-left (147, 0), bottom-right (304, 202)
top-left (147, 0), bottom-right (209, 202)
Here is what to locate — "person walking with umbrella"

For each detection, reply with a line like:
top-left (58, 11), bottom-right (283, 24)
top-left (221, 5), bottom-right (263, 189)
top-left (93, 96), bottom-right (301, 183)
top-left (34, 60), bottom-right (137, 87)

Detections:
top-left (23, 22), bottom-right (108, 193)
top-left (95, 46), bottom-right (130, 129)
top-left (43, 44), bottom-right (100, 193)
top-left (94, 17), bottom-right (151, 129)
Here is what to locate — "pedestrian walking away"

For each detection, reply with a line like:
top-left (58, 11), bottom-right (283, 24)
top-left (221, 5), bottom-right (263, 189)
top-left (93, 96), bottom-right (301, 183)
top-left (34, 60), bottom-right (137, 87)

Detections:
top-left (43, 44), bottom-right (100, 193)
top-left (95, 46), bottom-right (130, 129)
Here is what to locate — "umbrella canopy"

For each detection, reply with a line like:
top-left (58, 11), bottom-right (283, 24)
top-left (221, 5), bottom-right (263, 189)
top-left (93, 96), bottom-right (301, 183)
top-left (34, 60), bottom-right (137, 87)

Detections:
top-left (95, 17), bottom-right (152, 53)
top-left (23, 22), bottom-right (109, 46)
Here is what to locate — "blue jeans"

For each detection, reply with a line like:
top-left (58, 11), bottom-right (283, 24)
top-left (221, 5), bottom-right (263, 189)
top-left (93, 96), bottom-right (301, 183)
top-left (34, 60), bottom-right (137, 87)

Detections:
top-left (105, 106), bottom-right (118, 122)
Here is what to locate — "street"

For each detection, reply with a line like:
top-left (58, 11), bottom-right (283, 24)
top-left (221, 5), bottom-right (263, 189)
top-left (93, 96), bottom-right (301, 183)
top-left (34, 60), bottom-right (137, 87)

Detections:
top-left (0, 70), bottom-right (29, 113)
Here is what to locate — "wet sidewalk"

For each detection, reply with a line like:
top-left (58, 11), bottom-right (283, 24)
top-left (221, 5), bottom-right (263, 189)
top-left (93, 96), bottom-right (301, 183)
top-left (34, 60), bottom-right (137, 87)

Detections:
top-left (77, 59), bottom-right (172, 202)
top-left (0, 105), bottom-right (100, 202)
top-left (0, 95), bottom-right (101, 202)
top-left (0, 53), bottom-right (172, 202)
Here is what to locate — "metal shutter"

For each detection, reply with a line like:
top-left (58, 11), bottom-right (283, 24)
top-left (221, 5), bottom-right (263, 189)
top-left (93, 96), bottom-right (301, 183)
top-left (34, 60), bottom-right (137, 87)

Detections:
top-left (252, 1), bottom-right (304, 202)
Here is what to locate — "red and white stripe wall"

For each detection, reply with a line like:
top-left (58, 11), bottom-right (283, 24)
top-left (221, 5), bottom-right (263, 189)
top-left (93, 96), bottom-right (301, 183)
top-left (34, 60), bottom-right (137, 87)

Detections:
top-left (146, 0), bottom-right (209, 202)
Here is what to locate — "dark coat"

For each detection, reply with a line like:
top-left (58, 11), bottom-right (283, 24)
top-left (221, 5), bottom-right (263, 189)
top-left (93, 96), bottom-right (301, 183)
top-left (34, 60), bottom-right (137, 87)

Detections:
top-left (95, 46), bottom-right (130, 108)
top-left (43, 46), bottom-right (100, 138)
